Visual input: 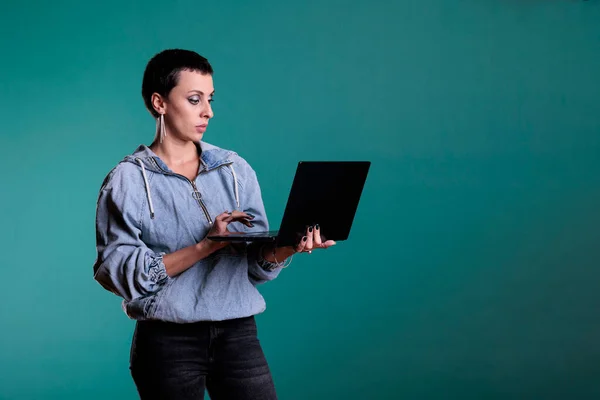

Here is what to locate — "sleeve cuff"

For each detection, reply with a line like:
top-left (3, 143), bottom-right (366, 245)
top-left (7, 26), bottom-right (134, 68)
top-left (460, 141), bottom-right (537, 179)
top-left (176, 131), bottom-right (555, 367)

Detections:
top-left (146, 252), bottom-right (170, 284)
top-left (256, 245), bottom-right (283, 272)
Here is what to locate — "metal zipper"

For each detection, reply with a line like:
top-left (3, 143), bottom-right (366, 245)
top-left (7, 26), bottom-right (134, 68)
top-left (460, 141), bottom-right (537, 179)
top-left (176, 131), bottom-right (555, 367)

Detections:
top-left (190, 180), bottom-right (213, 225)
top-left (149, 158), bottom-right (215, 225)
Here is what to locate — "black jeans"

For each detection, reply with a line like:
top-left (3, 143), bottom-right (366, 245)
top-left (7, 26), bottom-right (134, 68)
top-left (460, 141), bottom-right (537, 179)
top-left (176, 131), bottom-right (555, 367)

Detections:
top-left (130, 316), bottom-right (278, 400)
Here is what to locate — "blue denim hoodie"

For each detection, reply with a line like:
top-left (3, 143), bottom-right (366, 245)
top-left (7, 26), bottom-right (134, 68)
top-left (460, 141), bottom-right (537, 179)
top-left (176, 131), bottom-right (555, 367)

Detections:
top-left (93, 141), bottom-right (282, 323)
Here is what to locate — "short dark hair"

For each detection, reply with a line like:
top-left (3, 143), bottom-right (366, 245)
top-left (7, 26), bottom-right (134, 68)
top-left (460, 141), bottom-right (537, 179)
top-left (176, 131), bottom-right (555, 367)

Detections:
top-left (141, 49), bottom-right (213, 117)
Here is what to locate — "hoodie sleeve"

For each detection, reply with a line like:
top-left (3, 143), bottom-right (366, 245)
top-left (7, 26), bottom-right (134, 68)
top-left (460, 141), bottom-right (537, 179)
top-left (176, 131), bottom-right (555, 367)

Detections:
top-left (233, 158), bottom-right (284, 285)
top-left (93, 166), bottom-right (172, 301)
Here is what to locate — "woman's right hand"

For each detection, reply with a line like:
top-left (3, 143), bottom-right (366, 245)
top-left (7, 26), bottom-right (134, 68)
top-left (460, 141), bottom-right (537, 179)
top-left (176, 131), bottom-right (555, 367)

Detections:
top-left (163, 211), bottom-right (255, 277)
top-left (202, 210), bottom-right (255, 252)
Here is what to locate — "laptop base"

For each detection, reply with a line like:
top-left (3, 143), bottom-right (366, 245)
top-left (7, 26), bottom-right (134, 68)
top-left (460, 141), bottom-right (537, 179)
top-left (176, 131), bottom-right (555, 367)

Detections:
top-left (207, 230), bottom-right (279, 243)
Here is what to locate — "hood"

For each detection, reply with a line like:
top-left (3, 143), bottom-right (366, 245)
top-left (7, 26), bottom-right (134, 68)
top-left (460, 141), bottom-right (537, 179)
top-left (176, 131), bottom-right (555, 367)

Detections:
top-left (121, 141), bottom-right (240, 220)
top-left (123, 140), bottom-right (236, 174)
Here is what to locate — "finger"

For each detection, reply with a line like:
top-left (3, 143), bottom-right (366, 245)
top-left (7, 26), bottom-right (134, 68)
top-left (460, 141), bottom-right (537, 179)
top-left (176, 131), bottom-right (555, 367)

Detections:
top-left (243, 211), bottom-right (256, 219)
top-left (233, 214), bottom-right (255, 228)
top-left (305, 225), bottom-right (314, 252)
top-left (213, 212), bottom-right (234, 229)
top-left (321, 240), bottom-right (336, 248)
top-left (313, 224), bottom-right (322, 247)
top-left (215, 211), bottom-right (232, 221)
top-left (231, 211), bottom-right (257, 227)
top-left (217, 211), bottom-right (255, 226)
top-left (223, 218), bottom-right (253, 228)
top-left (240, 219), bottom-right (255, 228)
top-left (216, 210), bottom-right (253, 222)
top-left (295, 236), bottom-right (308, 253)
top-left (230, 210), bottom-right (254, 220)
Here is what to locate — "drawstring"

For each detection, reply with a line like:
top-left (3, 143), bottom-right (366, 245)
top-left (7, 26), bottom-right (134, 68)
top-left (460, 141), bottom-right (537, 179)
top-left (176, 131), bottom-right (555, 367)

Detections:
top-left (228, 164), bottom-right (240, 210)
top-left (136, 158), bottom-right (239, 219)
top-left (137, 158), bottom-right (155, 219)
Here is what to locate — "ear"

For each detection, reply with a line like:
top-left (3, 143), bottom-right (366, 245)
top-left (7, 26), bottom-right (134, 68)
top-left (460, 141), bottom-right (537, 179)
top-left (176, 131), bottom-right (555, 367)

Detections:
top-left (151, 93), bottom-right (167, 115)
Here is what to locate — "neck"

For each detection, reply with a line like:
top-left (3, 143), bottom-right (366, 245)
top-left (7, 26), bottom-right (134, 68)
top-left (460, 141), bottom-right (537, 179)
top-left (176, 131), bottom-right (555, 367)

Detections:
top-left (150, 137), bottom-right (201, 167)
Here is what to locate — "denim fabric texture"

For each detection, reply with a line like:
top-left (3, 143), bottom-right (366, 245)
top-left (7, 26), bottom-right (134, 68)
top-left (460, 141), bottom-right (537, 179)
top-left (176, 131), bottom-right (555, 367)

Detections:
top-left (93, 141), bottom-right (283, 323)
top-left (130, 316), bottom-right (278, 400)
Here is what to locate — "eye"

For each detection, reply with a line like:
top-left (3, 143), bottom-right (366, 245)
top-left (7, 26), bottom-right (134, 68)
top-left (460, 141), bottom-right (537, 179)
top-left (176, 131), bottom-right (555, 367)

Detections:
top-left (208, 97), bottom-right (214, 103)
top-left (188, 96), bottom-right (200, 105)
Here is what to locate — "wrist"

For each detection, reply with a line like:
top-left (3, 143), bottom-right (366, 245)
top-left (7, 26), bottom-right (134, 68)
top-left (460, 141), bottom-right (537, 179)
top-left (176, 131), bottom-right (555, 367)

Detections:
top-left (197, 238), bottom-right (218, 255)
top-left (263, 245), bottom-right (295, 263)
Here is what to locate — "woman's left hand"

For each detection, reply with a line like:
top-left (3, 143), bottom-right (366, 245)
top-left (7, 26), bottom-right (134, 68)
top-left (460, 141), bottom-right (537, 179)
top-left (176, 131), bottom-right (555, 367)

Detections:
top-left (263, 224), bottom-right (336, 264)
top-left (294, 224), bottom-right (336, 254)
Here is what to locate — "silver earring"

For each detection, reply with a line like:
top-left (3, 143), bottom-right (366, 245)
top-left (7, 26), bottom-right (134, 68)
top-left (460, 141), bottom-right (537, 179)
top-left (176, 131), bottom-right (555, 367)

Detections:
top-left (156, 114), bottom-right (166, 143)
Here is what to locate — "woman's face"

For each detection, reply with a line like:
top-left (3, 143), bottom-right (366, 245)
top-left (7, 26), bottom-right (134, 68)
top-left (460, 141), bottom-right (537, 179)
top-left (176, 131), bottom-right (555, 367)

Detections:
top-left (162, 69), bottom-right (214, 142)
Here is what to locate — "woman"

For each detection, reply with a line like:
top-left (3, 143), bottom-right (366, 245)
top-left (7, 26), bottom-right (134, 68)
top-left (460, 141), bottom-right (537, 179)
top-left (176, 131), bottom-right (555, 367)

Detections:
top-left (93, 49), bottom-right (335, 399)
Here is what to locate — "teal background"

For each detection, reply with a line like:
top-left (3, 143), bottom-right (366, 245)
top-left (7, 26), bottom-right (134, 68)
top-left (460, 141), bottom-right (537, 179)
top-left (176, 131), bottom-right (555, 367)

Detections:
top-left (1, 0), bottom-right (599, 398)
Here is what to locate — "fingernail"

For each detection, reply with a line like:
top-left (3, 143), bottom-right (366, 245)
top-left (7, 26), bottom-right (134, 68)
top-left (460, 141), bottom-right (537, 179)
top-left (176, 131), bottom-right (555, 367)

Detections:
top-left (315, 224), bottom-right (320, 230)
top-left (302, 236), bottom-right (307, 242)
top-left (309, 226), bottom-right (313, 233)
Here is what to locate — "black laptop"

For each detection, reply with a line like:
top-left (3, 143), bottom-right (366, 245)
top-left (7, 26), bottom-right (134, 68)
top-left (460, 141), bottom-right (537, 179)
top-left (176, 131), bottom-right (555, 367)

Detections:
top-left (208, 161), bottom-right (370, 247)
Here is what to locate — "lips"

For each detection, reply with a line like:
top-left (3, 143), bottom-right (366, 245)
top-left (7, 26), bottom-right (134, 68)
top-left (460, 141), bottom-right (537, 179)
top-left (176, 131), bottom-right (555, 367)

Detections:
top-left (195, 124), bottom-right (207, 133)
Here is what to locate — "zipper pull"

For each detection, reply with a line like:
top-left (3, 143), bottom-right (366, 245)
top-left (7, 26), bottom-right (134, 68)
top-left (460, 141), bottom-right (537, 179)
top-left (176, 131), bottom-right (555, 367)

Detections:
top-left (191, 181), bottom-right (202, 198)
top-left (190, 180), bottom-right (213, 225)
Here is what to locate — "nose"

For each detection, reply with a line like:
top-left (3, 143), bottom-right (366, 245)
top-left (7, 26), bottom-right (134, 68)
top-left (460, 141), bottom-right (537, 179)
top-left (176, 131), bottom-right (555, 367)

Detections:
top-left (201, 100), bottom-right (214, 119)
